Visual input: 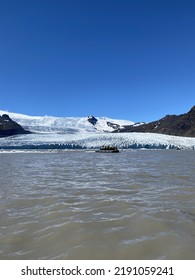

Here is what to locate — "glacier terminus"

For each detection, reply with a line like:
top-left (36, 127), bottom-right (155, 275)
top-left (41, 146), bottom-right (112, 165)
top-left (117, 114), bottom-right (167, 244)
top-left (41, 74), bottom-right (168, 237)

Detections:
top-left (0, 110), bottom-right (195, 150)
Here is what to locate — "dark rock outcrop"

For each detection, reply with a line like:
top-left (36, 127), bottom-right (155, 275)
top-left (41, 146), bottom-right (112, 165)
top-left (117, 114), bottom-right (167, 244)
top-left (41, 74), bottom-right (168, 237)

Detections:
top-left (87, 115), bottom-right (98, 126)
top-left (113, 106), bottom-right (195, 137)
top-left (0, 114), bottom-right (30, 137)
top-left (106, 121), bottom-right (120, 130)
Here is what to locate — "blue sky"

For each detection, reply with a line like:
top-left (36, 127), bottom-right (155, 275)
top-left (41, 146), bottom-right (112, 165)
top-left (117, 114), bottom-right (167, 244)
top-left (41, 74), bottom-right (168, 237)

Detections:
top-left (0, 0), bottom-right (194, 122)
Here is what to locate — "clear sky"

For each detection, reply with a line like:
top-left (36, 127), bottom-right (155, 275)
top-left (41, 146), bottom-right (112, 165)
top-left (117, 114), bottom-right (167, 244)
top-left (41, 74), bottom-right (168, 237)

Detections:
top-left (0, 0), bottom-right (194, 122)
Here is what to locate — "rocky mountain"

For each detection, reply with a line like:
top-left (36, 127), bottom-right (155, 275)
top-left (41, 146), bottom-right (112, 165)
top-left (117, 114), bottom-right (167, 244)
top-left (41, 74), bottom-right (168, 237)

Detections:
top-left (113, 106), bottom-right (195, 137)
top-left (0, 114), bottom-right (30, 137)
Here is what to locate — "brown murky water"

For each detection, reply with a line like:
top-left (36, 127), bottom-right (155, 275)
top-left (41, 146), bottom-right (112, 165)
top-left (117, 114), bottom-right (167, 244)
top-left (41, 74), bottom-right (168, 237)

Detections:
top-left (0, 150), bottom-right (195, 259)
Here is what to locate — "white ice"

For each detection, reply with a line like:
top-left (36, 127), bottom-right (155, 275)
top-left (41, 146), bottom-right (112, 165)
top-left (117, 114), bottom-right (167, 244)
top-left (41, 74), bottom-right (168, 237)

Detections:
top-left (1, 110), bottom-right (195, 150)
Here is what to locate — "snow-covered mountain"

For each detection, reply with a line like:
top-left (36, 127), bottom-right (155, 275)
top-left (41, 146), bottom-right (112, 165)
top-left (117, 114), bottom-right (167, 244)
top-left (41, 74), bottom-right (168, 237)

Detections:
top-left (0, 110), bottom-right (195, 150)
top-left (0, 110), bottom-right (134, 134)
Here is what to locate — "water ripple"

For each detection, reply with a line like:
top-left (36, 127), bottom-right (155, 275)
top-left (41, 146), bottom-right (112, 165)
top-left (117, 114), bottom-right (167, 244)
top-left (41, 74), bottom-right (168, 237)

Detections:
top-left (0, 150), bottom-right (195, 259)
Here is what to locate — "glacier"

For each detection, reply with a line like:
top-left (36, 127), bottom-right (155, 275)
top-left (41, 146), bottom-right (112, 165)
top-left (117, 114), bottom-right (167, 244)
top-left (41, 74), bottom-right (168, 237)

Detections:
top-left (0, 110), bottom-right (195, 150)
top-left (0, 110), bottom-right (134, 133)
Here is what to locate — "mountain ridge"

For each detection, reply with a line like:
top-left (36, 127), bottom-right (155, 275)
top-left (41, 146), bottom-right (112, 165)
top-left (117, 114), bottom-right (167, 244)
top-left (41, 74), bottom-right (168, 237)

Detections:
top-left (0, 110), bottom-right (134, 136)
top-left (0, 106), bottom-right (194, 138)
top-left (113, 106), bottom-right (195, 137)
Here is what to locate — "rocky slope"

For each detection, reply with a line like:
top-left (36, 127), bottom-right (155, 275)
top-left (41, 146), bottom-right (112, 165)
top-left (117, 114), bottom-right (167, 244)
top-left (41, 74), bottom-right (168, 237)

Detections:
top-left (113, 106), bottom-right (195, 137)
top-left (0, 114), bottom-right (30, 137)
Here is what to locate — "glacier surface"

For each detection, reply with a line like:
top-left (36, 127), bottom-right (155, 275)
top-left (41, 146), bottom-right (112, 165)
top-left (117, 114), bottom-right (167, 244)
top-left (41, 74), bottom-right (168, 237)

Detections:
top-left (0, 110), bottom-right (195, 150)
